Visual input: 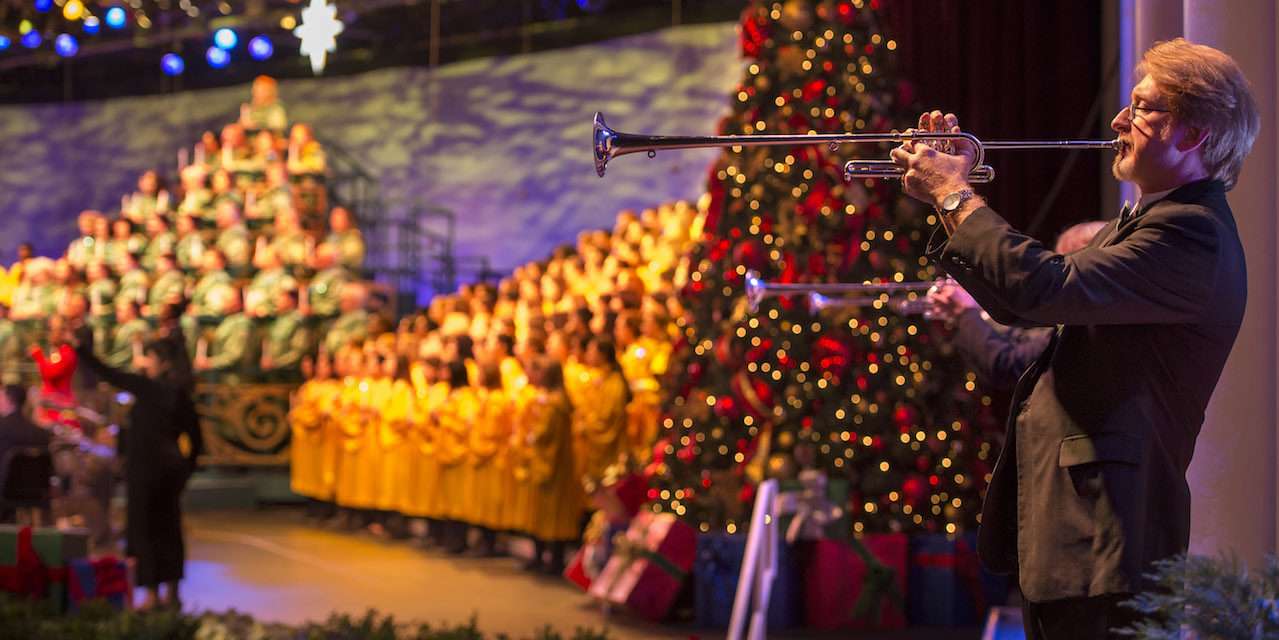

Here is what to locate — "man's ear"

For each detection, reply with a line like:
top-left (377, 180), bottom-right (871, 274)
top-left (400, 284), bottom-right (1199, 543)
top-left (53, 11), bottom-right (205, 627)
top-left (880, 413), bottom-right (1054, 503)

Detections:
top-left (1177, 126), bottom-right (1209, 152)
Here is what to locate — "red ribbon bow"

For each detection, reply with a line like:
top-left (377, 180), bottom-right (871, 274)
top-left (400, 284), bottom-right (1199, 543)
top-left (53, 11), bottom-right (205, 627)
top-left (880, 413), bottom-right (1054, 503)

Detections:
top-left (0, 526), bottom-right (66, 600)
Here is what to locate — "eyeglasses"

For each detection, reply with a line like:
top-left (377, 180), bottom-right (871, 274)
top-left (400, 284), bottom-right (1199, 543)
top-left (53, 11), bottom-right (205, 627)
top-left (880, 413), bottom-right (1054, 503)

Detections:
top-left (1127, 102), bottom-right (1171, 122)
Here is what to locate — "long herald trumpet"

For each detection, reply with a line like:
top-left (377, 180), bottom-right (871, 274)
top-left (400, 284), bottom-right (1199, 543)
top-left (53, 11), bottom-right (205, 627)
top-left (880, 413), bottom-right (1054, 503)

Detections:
top-left (808, 292), bottom-right (933, 316)
top-left (593, 112), bottom-right (1119, 183)
top-left (745, 270), bottom-right (939, 313)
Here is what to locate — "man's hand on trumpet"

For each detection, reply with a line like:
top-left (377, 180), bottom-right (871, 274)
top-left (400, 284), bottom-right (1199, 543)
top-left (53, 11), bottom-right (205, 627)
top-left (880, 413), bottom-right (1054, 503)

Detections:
top-left (890, 110), bottom-right (986, 229)
top-left (925, 279), bottom-right (979, 324)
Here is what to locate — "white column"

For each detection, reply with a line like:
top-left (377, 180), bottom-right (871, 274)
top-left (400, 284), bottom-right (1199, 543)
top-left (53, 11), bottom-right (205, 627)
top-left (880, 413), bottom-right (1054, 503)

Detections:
top-left (1182, 0), bottom-right (1279, 566)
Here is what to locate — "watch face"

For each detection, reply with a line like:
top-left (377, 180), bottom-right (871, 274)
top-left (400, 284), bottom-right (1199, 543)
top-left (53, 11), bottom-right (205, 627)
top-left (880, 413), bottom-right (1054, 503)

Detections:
top-left (942, 192), bottom-right (961, 211)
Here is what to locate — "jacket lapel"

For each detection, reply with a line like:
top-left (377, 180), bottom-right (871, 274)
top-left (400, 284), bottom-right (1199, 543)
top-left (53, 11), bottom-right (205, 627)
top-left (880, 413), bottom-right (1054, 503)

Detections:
top-left (1098, 179), bottom-right (1224, 249)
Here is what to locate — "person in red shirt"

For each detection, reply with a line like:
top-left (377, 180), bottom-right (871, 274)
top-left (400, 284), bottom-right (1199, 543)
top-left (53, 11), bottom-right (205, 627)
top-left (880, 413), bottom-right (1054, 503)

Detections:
top-left (29, 315), bottom-right (79, 430)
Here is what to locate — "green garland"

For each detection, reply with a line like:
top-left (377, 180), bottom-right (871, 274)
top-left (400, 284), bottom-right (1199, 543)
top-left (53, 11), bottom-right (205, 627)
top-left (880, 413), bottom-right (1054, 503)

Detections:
top-left (1119, 553), bottom-right (1279, 639)
top-left (0, 597), bottom-right (612, 640)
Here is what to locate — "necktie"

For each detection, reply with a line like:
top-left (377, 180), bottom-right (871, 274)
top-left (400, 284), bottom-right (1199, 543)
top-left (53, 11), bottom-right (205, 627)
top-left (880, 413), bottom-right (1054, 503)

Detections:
top-left (1118, 200), bottom-right (1134, 224)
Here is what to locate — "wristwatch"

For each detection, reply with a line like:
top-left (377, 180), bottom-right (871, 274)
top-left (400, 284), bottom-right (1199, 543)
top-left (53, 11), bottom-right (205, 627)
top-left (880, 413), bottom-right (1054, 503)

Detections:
top-left (939, 188), bottom-right (975, 213)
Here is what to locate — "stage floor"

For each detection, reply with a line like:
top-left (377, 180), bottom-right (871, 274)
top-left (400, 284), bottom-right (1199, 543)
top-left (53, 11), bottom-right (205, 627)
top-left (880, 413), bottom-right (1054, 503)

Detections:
top-left (183, 508), bottom-right (980, 639)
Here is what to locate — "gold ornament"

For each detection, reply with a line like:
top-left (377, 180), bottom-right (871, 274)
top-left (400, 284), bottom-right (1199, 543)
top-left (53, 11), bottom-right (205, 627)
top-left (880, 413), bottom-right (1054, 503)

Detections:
top-left (775, 44), bottom-right (807, 78)
top-left (779, 0), bottom-right (814, 32)
top-left (767, 452), bottom-right (798, 479)
top-left (777, 430), bottom-right (796, 448)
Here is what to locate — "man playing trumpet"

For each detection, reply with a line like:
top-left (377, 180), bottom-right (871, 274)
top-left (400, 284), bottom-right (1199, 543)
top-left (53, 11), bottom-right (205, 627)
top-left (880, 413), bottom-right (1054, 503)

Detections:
top-left (890, 39), bottom-right (1258, 638)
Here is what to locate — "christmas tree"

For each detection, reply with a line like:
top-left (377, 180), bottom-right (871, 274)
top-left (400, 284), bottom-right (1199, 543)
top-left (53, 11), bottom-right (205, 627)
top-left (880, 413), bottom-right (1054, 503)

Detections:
top-left (645, 0), bottom-right (1003, 537)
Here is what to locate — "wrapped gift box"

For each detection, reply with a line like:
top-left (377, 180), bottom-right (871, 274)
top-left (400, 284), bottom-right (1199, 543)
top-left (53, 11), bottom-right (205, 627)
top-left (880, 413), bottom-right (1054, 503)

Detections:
top-left (564, 548), bottom-right (593, 591)
top-left (692, 532), bottom-right (801, 631)
top-left (67, 556), bottom-right (133, 612)
top-left (804, 534), bottom-right (908, 631)
top-left (588, 511), bottom-right (697, 622)
top-left (564, 514), bottom-right (628, 592)
top-left (0, 525), bottom-right (90, 611)
top-left (587, 470), bottom-right (647, 526)
top-left (775, 473), bottom-right (850, 542)
top-left (907, 532), bottom-right (1011, 626)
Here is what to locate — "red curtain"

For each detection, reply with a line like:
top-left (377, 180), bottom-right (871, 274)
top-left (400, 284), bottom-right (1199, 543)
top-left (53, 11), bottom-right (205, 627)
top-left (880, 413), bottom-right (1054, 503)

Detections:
top-left (882, 1), bottom-right (1108, 241)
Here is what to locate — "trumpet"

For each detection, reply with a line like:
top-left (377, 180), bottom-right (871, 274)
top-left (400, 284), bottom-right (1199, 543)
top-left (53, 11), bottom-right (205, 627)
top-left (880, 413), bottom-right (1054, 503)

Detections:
top-left (807, 292), bottom-right (934, 316)
top-left (593, 112), bottom-right (1119, 183)
top-left (744, 270), bottom-right (941, 313)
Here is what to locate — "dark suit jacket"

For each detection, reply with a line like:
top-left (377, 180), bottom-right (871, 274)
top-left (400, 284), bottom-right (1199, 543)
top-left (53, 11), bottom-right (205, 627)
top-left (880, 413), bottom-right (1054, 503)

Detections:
top-left (0, 412), bottom-right (53, 490)
top-left (951, 309), bottom-right (1054, 392)
top-left (931, 179), bottom-right (1246, 602)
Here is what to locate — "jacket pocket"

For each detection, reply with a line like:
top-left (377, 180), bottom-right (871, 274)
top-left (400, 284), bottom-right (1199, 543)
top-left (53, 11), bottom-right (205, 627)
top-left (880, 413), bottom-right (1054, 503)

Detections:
top-left (1058, 432), bottom-right (1142, 467)
top-left (1059, 432), bottom-right (1142, 499)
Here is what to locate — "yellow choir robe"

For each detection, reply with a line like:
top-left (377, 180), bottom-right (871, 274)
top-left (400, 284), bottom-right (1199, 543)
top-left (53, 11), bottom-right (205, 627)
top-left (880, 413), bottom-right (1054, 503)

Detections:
top-left (501, 383), bottom-right (539, 533)
top-left (573, 368), bottom-right (628, 484)
top-left (524, 389), bottom-right (583, 541)
top-left (467, 387), bottom-right (512, 529)
top-left (405, 380), bottom-right (450, 518)
top-left (435, 386), bottom-right (479, 521)
top-left (376, 379), bottom-right (415, 513)
top-left (334, 377), bottom-right (371, 507)
top-left (315, 379), bottom-right (343, 501)
top-left (353, 378), bottom-right (394, 509)
top-left (499, 356), bottom-right (528, 395)
top-left (288, 378), bottom-right (326, 499)
top-left (563, 357), bottom-right (592, 415)
top-left (620, 337), bottom-right (672, 463)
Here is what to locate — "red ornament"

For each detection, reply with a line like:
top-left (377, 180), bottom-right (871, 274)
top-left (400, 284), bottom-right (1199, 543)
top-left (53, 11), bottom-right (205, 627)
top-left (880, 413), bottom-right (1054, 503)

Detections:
top-left (902, 474), bottom-right (928, 504)
top-left (651, 439), bottom-right (669, 465)
top-left (715, 334), bottom-right (741, 368)
top-left (730, 371), bottom-right (775, 422)
top-left (677, 446), bottom-right (697, 464)
top-left (802, 78), bottom-right (827, 101)
top-left (715, 395), bottom-right (738, 418)
top-left (814, 335), bottom-right (852, 376)
top-left (739, 483), bottom-right (756, 505)
top-left (732, 239), bottom-right (768, 272)
top-left (893, 404), bottom-right (919, 427)
top-left (739, 9), bottom-right (769, 58)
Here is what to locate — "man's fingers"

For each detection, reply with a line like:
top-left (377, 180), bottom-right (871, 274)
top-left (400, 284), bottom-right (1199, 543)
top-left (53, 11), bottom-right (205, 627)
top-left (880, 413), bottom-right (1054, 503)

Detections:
top-left (898, 127), bottom-right (917, 153)
top-left (929, 110), bottom-right (945, 133)
top-left (889, 146), bottom-right (913, 167)
top-left (944, 113), bottom-right (959, 131)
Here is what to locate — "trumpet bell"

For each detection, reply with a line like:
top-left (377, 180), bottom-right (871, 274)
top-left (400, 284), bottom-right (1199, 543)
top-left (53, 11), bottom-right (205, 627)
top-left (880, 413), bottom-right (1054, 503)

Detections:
top-left (745, 270), bottom-right (767, 313)
top-left (594, 112), bottom-right (616, 177)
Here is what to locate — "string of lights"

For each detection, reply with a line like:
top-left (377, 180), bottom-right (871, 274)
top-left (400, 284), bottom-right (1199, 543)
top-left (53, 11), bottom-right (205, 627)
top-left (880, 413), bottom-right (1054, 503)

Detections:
top-left (0, 0), bottom-right (341, 74)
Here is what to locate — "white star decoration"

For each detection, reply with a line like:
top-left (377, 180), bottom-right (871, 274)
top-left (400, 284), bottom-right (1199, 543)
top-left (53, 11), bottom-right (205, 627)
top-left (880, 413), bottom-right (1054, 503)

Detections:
top-left (293, 0), bottom-right (344, 75)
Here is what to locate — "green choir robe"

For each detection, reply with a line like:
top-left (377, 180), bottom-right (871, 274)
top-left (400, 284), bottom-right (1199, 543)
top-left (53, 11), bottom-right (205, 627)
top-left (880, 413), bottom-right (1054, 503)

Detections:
top-left (323, 309), bottom-right (368, 354)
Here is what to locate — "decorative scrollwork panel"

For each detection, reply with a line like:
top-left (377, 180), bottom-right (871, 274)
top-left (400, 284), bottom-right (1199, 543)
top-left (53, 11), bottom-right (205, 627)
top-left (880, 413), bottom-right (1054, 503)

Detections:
top-left (194, 383), bottom-right (297, 466)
